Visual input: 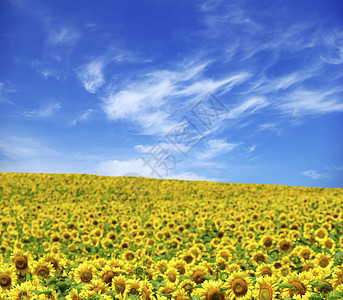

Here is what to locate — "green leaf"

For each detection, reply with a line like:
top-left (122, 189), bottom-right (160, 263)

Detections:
top-left (277, 283), bottom-right (297, 290)
top-left (334, 251), bottom-right (343, 260)
top-left (199, 275), bottom-right (216, 280)
top-left (328, 290), bottom-right (343, 300)
top-left (104, 290), bottom-right (117, 295)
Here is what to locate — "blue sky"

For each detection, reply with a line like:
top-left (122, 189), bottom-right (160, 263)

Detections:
top-left (1, 0), bottom-right (342, 187)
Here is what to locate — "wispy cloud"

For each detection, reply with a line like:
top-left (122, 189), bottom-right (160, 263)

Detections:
top-left (95, 158), bottom-right (217, 181)
top-left (77, 49), bottom-right (138, 94)
top-left (0, 81), bottom-right (16, 105)
top-left (102, 60), bottom-right (249, 136)
top-left (77, 60), bottom-right (106, 93)
top-left (70, 109), bottom-right (94, 126)
top-left (301, 169), bottom-right (329, 180)
top-left (22, 103), bottom-right (61, 118)
top-left (279, 88), bottom-right (343, 116)
top-left (47, 25), bottom-right (80, 46)
top-left (196, 139), bottom-right (239, 160)
top-left (320, 29), bottom-right (343, 65)
top-left (0, 136), bottom-right (58, 160)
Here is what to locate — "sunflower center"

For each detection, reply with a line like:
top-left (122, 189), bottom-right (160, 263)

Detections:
top-left (177, 266), bottom-right (185, 274)
top-left (280, 242), bottom-right (291, 251)
top-left (185, 256), bottom-right (193, 263)
top-left (115, 283), bottom-right (124, 293)
top-left (192, 271), bottom-right (206, 284)
top-left (168, 273), bottom-right (176, 282)
top-left (0, 275), bottom-right (11, 287)
top-left (18, 292), bottom-right (29, 300)
top-left (302, 252), bottom-right (310, 259)
top-left (126, 254), bottom-right (134, 261)
top-left (260, 287), bottom-right (272, 300)
top-left (281, 269), bottom-right (289, 276)
top-left (232, 278), bottom-right (248, 296)
top-left (261, 268), bottom-right (272, 276)
top-left (160, 266), bottom-right (167, 273)
top-left (103, 271), bottom-right (115, 284)
top-left (290, 282), bottom-right (306, 296)
top-left (15, 257), bottom-right (28, 270)
top-left (264, 239), bottom-right (272, 248)
top-left (319, 258), bottom-right (329, 268)
top-left (80, 271), bottom-right (92, 282)
top-left (184, 284), bottom-right (193, 292)
top-left (47, 259), bottom-right (58, 270)
top-left (37, 266), bottom-right (49, 278)
top-left (255, 254), bottom-right (265, 263)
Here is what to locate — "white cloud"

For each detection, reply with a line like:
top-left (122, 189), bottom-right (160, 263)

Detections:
top-left (22, 103), bottom-right (61, 118)
top-left (196, 139), bottom-right (239, 160)
top-left (70, 109), bottom-right (94, 126)
top-left (95, 158), bottom-right (216, 182)
top-left (0, 81), bottom-right (16, 105)
top-left (320, 30), bottom-right (343, 65)
top-left (77, 60), bottom-right (106, 94)
top-left (301, 170), bottom-right (329, 180)
top-left (0, 136), bottom-right (58, 160)
top-left (228, 97), bottom-right (268, 119)
top-left (102, 61), bottom-right (248, 136)
top-left (48, 26), bottom-right (80, 46)
top-left (279, 89), bottom-right (343, 115)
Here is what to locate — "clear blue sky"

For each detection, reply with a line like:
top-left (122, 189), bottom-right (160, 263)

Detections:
top-left (1, 0), bottom-right (342, 187)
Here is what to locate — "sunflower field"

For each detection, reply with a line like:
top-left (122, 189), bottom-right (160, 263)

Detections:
top-left (0, 173), bottom-right (343, 300)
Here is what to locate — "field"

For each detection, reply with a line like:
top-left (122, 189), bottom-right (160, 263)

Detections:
top-left (0, 173), bottom-right (342, 300)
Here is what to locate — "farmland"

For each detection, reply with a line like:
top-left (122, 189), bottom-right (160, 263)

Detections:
top-left (0, 173), bottom-right (342, 299)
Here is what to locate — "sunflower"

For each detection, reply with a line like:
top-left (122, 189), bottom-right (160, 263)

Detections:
top-left (224, 271), bottom-right (252, 300)
top-left (65, 288), bottom-right (83, 300)
top-left (7, 281), bottom-right (37, 300)
top-left (294, 246), bottom-right (315, 262)
top-left (73, 261), bottom-right (97, 284)
top-left (99, 265), bottom-right (122, 285)
top-left (163, 268), bottom-right (180, 285)
top-left (260, 235), bottom-right (274, 250)
top-left (251, 251), bottom-right (268, 266)
top-left (179, 279), bottom-right (195, 294)
top-left (172, 288), bottom-right (189, 300)
top-left (156, 260), bottom-right (169, 275)
top-left (302, 261), bottom-right (315, 272)
top-left (198, 279), bottom-right (227, 300)
top-left (314, 228), bottom-right (328, 242)
top-left (253, 276), bottom-right (279, 300)
top-left (216, 248), bottom-right (232, 262)
top-left (139, 279), bottom-right (154, 300)
top-left (10, 249), bottom-right (32, 276)
top-left (314, 252), bottom-right (333, 270)
top-left (313, 271), bottom-right (333, 295)
top-left (80, 280), bottom-right (111, 300)
top-left (332, 266), bottom-right (343, 288)
top-left (278, 238), bottom-right (292, 254)
top-left (160, 282), bottom-right (177, 296)
top-left (126, 278), bottom-right (141, 297)
top-left (0, 264), bottom-right (17, 291)
top-left (256, 263), bottom-right (277, 278)
top-left (31, 260), bottom-right (56, 281)
top-left (112, 274), bottom-right (129, 298)
top-left (188, 265), bottom-right (210, 284)
top-left (169, 259), bottom-right (188, 275)
top-left (41, 252), bottom-right (66, 273)
top-left (280, 272), bottom-right (314, 299)
top-left (215, 258), bottom-right (228, 272)
top-left (320, 238), bottom-right (336, 252)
